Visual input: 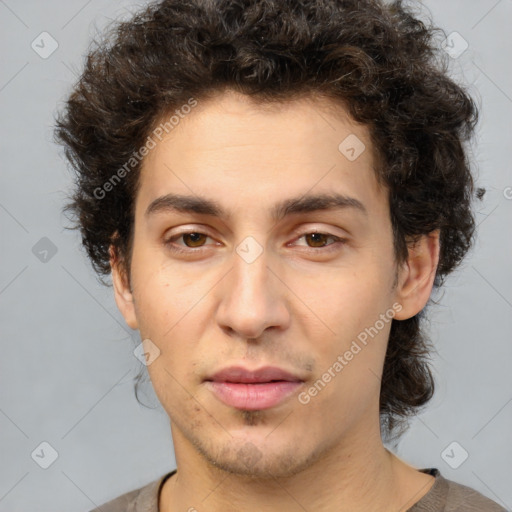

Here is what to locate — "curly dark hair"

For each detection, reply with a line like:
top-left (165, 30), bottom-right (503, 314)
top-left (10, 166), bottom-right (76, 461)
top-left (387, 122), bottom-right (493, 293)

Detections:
top-left (54, 0), bottom-right (481, 442)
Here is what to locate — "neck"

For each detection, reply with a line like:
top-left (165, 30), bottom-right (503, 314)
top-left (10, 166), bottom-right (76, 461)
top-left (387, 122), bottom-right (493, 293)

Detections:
top-left (160, 419), bottom-right (432, 512)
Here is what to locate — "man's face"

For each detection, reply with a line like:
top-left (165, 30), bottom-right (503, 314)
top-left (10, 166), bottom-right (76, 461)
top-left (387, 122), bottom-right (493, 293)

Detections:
top-left (114, 90), bottom-right (407, 477)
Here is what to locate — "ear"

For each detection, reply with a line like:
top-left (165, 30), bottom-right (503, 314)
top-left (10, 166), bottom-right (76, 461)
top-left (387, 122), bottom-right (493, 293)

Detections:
top-left (110, 244), bottom-right (138, 330)
top-left (393, 230), bottom-right (440, 321)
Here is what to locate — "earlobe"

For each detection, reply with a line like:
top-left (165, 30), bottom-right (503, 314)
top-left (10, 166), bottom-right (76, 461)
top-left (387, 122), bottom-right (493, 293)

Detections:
top-left (393, 230), bottom-right (440, 321)
top-left (110, 245), bottom-right (138, 330)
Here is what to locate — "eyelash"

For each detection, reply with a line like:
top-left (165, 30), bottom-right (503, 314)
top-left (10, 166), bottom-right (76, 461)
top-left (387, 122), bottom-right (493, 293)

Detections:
top-left (163, 230), bottom-right (346, 255)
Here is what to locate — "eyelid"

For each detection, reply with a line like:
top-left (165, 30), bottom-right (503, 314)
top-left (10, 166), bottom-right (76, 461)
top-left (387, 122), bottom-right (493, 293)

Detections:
top-left (289, 223), bottom-right (348, 239)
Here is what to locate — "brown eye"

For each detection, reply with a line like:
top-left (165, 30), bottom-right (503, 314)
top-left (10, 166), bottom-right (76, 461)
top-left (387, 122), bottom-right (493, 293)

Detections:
top-left (290, 231), bottom-right (347, 253)
top-left (164, 231), bottom-right (214, 254)
top-left (304, 233), bottom-right (332, 248)
top-left (297, 232), bottom-right (341, 248)
top-left (181, 232), bottom-right (208, 247)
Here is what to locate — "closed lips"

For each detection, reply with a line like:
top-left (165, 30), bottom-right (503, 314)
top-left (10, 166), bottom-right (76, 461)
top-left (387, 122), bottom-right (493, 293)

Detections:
top-left (205, 365), bottom-right (304, 384)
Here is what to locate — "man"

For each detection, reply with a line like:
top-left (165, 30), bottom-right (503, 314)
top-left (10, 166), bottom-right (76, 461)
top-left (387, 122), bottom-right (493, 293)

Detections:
top-left (55, 0), bottom-right (505, 510)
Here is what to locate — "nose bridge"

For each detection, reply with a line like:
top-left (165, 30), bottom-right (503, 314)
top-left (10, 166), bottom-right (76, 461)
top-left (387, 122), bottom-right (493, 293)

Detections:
top-left (216, 239), bottom-right (288, 339)
top-left (232, 245), bottom-right (270, 304)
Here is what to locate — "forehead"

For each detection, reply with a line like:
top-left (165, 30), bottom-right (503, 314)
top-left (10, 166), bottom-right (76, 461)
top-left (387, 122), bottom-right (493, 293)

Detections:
top-left (136, 90), bottom-right (386, 222)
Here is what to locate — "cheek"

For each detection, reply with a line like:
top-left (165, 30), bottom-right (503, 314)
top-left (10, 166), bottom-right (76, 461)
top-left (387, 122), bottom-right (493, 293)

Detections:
top-left (295, 267), bottom-right (393, 407)
top-left (131, 259), bottom-right (196, 336)
top-left (298, 268), bottom-right (391, 338)
top-left (146, 359), bottom-right (205, 425)
top-left (303, 318), bottom-right (390, 425)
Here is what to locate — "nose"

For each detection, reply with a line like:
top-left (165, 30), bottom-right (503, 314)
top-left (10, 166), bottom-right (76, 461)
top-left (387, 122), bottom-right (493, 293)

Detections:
top-left (215, 246), bottom-right (290, 340)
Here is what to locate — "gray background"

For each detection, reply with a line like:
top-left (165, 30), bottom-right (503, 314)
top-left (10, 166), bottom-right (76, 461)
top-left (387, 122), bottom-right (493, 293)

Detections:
top-left (0, 1), bottom-right (511, 511)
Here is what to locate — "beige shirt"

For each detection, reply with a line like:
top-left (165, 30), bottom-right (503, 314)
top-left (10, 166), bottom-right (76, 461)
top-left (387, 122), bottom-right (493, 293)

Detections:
top-left (90, 468), bottom-right (507, 511)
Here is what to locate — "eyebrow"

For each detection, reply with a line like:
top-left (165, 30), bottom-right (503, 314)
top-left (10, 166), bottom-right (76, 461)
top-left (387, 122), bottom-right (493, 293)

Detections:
top-left (145, 192), bottom-right (368, 222)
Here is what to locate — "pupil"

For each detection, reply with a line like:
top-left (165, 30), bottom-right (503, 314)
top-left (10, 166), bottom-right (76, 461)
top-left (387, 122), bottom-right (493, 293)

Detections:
top-left (185, 233), bottom-right (204, 246)
top-left (308, 233), bottom-right (325, 247)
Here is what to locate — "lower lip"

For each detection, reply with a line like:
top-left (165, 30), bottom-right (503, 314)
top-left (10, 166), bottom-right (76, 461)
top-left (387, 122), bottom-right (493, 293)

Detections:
top-left (205, 381), bottom-right (303, 410)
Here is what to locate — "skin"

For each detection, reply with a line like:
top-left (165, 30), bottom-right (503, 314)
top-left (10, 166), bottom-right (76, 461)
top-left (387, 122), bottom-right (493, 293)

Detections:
top-left (111, 89), bottom-right (440, 511)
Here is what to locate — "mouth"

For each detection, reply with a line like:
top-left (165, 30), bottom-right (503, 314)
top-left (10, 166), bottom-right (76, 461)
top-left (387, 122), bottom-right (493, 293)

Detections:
top-left (204, 366), bottom-right (305, 410)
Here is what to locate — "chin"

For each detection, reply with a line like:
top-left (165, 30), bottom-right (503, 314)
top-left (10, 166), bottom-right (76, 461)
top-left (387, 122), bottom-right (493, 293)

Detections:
top-left (195, 432), bottom-right (324, 479)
